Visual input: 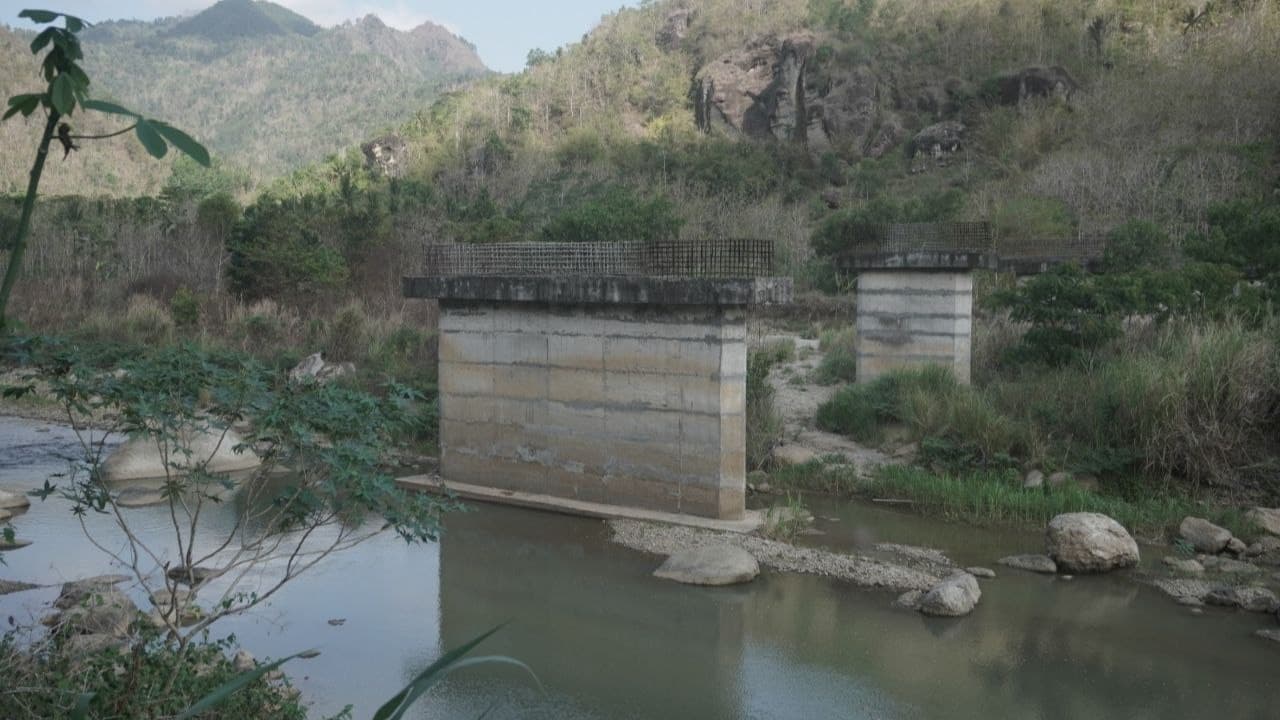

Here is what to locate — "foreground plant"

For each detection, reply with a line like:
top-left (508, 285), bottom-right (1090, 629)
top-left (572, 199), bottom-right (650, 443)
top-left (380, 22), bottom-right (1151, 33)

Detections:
top-left (3, 336), bottom-right (455, 706)
top-left (1, 9), bottom-right (210, 334)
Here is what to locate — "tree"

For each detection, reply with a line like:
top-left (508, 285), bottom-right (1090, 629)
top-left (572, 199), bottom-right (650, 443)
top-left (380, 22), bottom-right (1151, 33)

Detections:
top-left (0, 9), bottom-right (210, 334)
top-left (4, 338), bottom-right (455, 699)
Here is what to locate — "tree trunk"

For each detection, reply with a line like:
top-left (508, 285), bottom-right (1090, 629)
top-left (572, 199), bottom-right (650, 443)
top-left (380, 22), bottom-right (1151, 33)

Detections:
top-left (0, 109), bottom-right (60, 334)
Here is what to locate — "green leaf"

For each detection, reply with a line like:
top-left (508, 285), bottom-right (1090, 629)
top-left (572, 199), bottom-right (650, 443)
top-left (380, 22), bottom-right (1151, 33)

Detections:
top-left (373, 623), bottom-right (539, 720)
top-left (175, 650), bottom-right (314, 720)
top-left (18, 10), bottom-right (59, 23)
top-left (82, 99), bottom-right (139, 118)
top-left (3, 94), bottom-right (43, 121)
top-left (64, 15), bottom-right (85, 33)
top-left (50, 74), bottom-right (74, 115)
top-left (153, 121), bottom-right (210, 167)
top-left (30, 27), bottom-right (56, 54)
top-left (67, 63), bottom-right (90, 91)
top-left (134, 119), bottom-right (168, 159)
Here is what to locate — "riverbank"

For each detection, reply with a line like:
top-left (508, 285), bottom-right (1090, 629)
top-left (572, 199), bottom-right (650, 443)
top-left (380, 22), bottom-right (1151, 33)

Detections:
top-left (746, 326), bottom-right (1268, 546)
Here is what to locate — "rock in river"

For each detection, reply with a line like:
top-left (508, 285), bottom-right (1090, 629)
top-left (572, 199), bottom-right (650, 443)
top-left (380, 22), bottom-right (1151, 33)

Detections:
top-left (1179, 517), bottom-right (1233, 554)
top-left (0, 488), bottom-right (31, 510)
top-left (1046, 512), bottom-right (1139, 573)
top-left (998, 554), bottom-right (1058, 574)
top-left (653, 544), bottom-right (759, 586)
top-left (102, 425), bottom-right (260, 482)
top-left (1205, 585), bottom-right (1278, 613)
top-left (919, 572), bottom-right (982, 617)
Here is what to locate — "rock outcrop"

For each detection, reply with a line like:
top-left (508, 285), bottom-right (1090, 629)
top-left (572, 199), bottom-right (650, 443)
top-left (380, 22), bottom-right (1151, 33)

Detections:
top-left (906, 121), bottom-right (965, 161)
top-left (692, 34), bottom-right (903, 158)
top-left (993, 66), bottom-right (1078, 105)
top-left (1045, 513), bottom-right (1139, 573)
top-left (656, 8), bottom-right (694, 50)
top-left (653, 543), bottom-right (760, 586)
top-left (361, 134), bottom-right (408, 178)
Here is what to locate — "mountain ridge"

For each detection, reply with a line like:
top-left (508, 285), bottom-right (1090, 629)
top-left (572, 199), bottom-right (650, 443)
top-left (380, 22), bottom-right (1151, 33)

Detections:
top-left (0, 0), bottom-right (489, 195)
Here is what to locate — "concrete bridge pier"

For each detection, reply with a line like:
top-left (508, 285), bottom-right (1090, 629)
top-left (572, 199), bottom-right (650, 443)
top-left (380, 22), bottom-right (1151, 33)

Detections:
top-left (849, 252), bottom-right (997, 385)
top-left (403, 275), bottom-right (791, 523)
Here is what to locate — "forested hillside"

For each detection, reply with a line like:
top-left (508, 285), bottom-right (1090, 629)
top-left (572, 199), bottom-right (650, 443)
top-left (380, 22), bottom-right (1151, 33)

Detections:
top-left (0, 0), bottom-right (488, 195)
top-left (259, 0), bottom-right (1275, 281)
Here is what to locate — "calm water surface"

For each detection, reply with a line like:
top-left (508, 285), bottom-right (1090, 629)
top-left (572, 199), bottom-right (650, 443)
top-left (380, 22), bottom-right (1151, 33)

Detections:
top-left (1, 417), bottom-right (1277, 719)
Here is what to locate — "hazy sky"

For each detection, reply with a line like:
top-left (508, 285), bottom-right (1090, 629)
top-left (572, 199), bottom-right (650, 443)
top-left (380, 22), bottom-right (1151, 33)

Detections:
top-left (0, 1), bottom-right (641, 72)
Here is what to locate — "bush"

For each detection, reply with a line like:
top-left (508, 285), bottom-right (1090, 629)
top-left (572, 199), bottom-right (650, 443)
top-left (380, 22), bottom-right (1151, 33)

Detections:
top-left (991, 263), bottom-right (1128, 365)
top-left (542, 186), bottom-right (682, 243)
top-left (0, 630), bottom-right (305, 720)
top-left (814, 327), bottom-right (856, 383)
top-left (990, 196), bottom-right (1074, 241)
top-left (169, 286), bottom-right (200, 329)
top-left (327, 301), bottom-right (369, 363)
top-left (1104, 219), bottom-right (1171, 272)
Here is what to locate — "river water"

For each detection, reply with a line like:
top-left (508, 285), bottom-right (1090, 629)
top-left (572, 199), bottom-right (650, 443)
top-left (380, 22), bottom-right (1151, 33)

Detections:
top-left (1, 416), bottom-right (1277, 719)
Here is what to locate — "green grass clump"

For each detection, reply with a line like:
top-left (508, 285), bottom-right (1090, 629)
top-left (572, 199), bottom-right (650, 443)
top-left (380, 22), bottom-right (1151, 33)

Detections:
top-left (814, 327), bottom-right (856, 384)
top-left (866, 464), bottom-right (1255, 540)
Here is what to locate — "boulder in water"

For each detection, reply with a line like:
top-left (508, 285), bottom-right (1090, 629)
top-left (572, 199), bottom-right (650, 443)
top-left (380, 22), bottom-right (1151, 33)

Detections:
top-left (0, 488), bottom-right (30, 510)
top-left (653, 544), bottom-right (759, 586)
top-left (1178, 517), bottom-right (1232, 554)
top-left (998, 554), bottom-right (1058, 574)
top-left (918, 572), bottom-right (981, 617)
top-left (102, 425), bottom-right (260, 482)
top-left (1045, 513), bottom-right (1139, 573)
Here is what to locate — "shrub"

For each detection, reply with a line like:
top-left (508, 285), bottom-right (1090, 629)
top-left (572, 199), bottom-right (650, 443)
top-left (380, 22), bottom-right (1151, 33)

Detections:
top-left (542, 186), bottom-right (683, 243)
top-left (991, 196), bottom-right (1075, 241)
top-left (327, 301), bottom-right (369, 363)
top-left (756, 337), bottom-right (796, 365)
top-left (1104, 219), bottom-right (1171, 272)
top-left (169, 285), bottom-right (200, 329)
top-left (814, 327), bottom-right (856, 383)
top-left (991, 263), bottom-right (1128, 365)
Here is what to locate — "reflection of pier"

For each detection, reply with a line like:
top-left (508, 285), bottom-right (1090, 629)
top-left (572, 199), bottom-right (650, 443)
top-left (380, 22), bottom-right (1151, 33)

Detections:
top-left (437, 506), bottom-right (747, 718)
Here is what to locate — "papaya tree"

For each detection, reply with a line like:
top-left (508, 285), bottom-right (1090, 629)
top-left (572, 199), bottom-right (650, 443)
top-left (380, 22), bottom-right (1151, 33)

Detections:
top-left (0, 9), bottom-right (211, 334)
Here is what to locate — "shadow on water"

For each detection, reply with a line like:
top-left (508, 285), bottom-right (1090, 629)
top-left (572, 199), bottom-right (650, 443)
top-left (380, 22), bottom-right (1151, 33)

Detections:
top-left (2, 418), bottom-right (1279, 719)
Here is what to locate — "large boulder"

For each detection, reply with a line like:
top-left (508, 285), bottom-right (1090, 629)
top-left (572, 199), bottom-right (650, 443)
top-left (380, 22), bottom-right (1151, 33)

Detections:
top-left (1245, 507), bottom-right (1280, 537)
top-left (1045, 513), bottom-right (1140, 573)
top-left (55, 588), bottom-right (138, 636)
top-left (55, 575), bottom-right (132, 610)
top-left (102, 425), bottom-right (260, 482)
top-left (918, 572), bottom-right (981, 617)
top-left (1178, 517), bottom-right (1232, 554)
top-left (289, 352), bottom-right (355, 384)
top-left (653, 544), bottom-right (759, 586)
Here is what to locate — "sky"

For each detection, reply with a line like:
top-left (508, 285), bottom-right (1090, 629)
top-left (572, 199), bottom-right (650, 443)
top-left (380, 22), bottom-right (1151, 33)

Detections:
top-left (0, 0), bottom-right (641, 72)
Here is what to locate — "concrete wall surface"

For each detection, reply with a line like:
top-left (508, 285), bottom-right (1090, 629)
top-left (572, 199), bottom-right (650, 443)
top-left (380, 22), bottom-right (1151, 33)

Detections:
top-left (855, 271), bottom-right (973, 384)
top-left (437, 301), bottom-right (747, 519)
